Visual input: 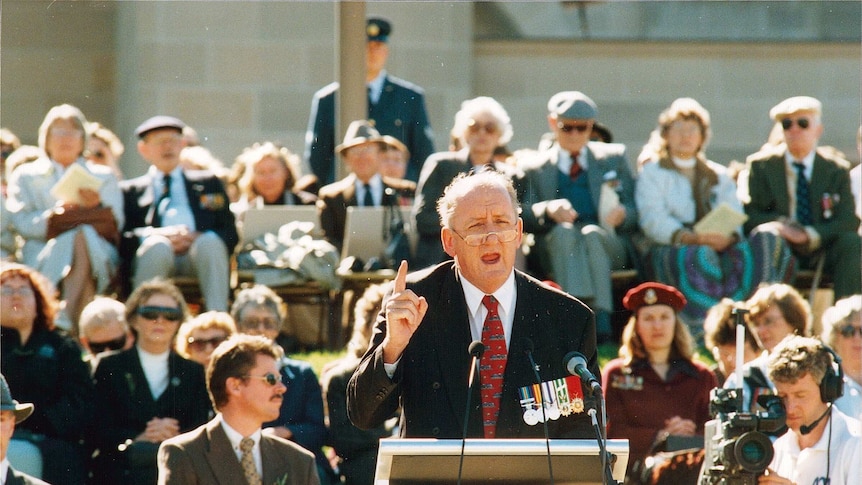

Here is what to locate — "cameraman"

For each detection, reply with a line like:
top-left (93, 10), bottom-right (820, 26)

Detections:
top-left (760, 336), bottom-right (861, 484)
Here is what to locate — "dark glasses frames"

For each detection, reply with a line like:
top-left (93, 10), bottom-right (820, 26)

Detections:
top-left (187, 335), bottom-right (227, 352)
top-left (137, 306), bottom-right (183, 322)
top-left (88, 334), bottom-right (128, 354)
top-left (244, 373), bottom-right (281, 386)
top-left (467, 120), bottom-right (500, 135)
top-left (781, 118), bottom-right (810, 130)
top-left (557, 121), bottom-right (591, 134)
top-left (839, 325), bottom-right (862, 338)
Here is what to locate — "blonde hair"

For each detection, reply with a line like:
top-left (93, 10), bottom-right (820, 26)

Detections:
top-left (175, 311), bottom-right (237, 359)
top-left (38, 104), bottom-right (88, 158)
top-left (235, 142), bottom-right (301, 199)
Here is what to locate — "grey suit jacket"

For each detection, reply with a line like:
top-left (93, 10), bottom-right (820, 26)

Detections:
top-left (157, 417), bottom-right (320, 485)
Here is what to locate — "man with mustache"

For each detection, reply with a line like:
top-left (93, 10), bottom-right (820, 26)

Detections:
top-left (157, 334), bottom-right (319, 485)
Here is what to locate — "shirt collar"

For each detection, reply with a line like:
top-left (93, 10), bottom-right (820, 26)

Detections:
top-left (785, 149), bottom-right (815, 169)
top-left (148, 165), bottom-right (183, 183)
top-left (460, 269), bottom-right (516, 324)
top-left (353, 173), bottom-right (383, 191)
top-left (367, 70), bottom-right (387, 102)
top-left (219, 413), bottom-right (262, 449)
top-left (557, 144), bottom-right (588, 173)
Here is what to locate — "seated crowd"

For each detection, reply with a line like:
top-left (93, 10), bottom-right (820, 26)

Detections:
top-left (1, 88), bottom-right (860, 484)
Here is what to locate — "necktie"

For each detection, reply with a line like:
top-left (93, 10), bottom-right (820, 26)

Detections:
top-left (480, 295), bottom-right (507, 438)
top-left (153, 174), bottom-right (172, 227)
top-left (569, 152), bottom-right (582, 180)
top-left (363, 183), bottom-right (374, 207)
top-left (793, 162), bottom-right (812, 225)
top-left (240, 437), bottom-right (261, 485)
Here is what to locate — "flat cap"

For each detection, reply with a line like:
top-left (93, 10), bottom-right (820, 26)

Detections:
top-left (548, 91), bottom-right (598, 120)
top-left (135, 115), bottom-right (186, 139)
top-left (769, 96), bottom-right (822, 121)
top-left (367, 17), bottom-right (392, 42)
top-left (623, 282), bottom-right (687, 312)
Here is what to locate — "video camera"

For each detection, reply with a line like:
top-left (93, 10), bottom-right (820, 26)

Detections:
top-left (698, 388), bottom-right (786, 485)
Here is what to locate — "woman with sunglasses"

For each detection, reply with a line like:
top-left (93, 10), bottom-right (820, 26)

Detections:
top-left (175, 311), bottom-right (236, 367)
top-left (411, 96), bottom-right (518, 269)
top-left (91, 278), bottom-right (210, 485)
top-left (231, 284), bottom-right (336, 484)
top-left (0, 262), bottom-right (93, 484)
top-left (635, 98), bottom-right (794, 339)
top-left (820, 294), bottom-right (862, 417)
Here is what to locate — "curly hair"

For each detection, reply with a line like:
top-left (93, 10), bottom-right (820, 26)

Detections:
top-left (175, 311), bottom-right (237, 359)
top-left (230, 284), bottom-right (287, 326)
top-left (767, 335), bottom-right (833, 386)
top-left (0, 262), bottom-right (59, 332)
top-left (820, 294), bottom-right (862, 349)
top-left (703, 298), bottom-right (761, 352)
top-left (746, 283), bottom-right (811, 338)
top-left (235, 142), bottom-right (301, 200)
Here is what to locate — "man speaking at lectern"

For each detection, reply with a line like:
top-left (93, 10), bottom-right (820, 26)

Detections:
top-left (348, 170), bottom-right (598, 439)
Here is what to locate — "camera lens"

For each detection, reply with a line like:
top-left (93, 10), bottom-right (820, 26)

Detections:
top-left (725, 431), bottom-right (774, 474)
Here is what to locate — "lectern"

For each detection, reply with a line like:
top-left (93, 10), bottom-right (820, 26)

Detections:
top-left (374, 438), bottom-right (629, 484)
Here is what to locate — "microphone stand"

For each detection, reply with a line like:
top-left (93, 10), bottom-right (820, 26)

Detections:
top-left (589, 393), bottom-right (619, 485)
top-left (457, 342), bottom-right (484, 485)
top-left (525, 340), bottom-right (554, 485)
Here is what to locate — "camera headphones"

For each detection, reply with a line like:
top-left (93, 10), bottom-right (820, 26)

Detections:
top-left (819, 345), bottom-right (844, 404)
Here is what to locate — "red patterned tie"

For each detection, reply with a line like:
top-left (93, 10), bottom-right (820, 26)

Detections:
top-left (569, 152), bottom-right (582, 180)
top-left (480, 295), bottom-right (508, 438)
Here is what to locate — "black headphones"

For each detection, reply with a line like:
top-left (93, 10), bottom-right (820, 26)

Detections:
top-left (819, 345), bottom-right (844, 404)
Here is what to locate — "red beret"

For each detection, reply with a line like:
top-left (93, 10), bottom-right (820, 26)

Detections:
top-left (623, 282), bottom-right (686, 312)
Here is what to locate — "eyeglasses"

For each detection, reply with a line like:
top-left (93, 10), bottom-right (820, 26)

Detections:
top-left (243, 373), bottom-right (281, 386)
top-left (239, 317), bottom-right (280, 331)
top-left (187, 335), bottom-right (227, 352)
top-left (1, 286), bottom-right (34, 297)
top-left (557, 121), bottom-right (592, 134)
top-left (50, 128), bottom-right (83, 137)
top-left (137, 306), bottom-right (183, 322)
top-left (839, 325), bottom-right (862, 338)
top-left (781, 118), bottom-right (811, 130)
top-left (451, 228), bottom-right (518, 247)
top-left (88, 334), bottom-right (128, 354)
top-left (467, 120), bottom-right (500, 135)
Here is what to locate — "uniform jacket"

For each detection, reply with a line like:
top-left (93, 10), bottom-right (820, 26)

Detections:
top-left (316, 173), bottom-right (416, 252)
top-left (304, 76), bottom-right (435, 185)
top-left (743, 148), bottom-right (859, 241)
top-left (4, 467), bottom-right (50, 485)
top-left (157, 417), bottom-right (320, 485)
top-left (347, 261), bottom-right (598, 440)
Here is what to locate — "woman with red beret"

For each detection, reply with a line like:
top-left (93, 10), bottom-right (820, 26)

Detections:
top-left (601, 282), bottom-right (717, 483)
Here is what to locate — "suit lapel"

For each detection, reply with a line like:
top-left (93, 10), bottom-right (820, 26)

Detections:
top-left (204, 420), bottom-right (247, 485)
top-left (584, 147), bottom-right (603, 209)
top-left (139, 175), bottom-right (158, 226)
top-left (496, 273), bottom-right (535, 437)
top-left (436, 268), bottom-right (476, 435)
top-left (127, 348), bottom-right (158, 413)
top-left (260, 436), bottom-right (289, 484)
top-left (768, 156), bottom-right (791, 215)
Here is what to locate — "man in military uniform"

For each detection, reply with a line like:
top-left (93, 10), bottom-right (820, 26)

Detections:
top-left (304, 17), bottom-right (435, 185)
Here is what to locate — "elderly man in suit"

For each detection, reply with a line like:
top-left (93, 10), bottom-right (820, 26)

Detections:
top-left (1, 374), bottom-right (48, 485)
top-left (157, 334), bottom-right (319, 485)
top-left (317, 120), bottom-right (415, 255)
top-left (516, 91), bottom-right (639, 342)
top-left (120, 116), bottom-right (238, 311)
top-left (348, 171), bottom-right (598, 442)
top-left (742, 96), bottom-right (861, 299)
top-left (304, 17), bottom-right (435, 185)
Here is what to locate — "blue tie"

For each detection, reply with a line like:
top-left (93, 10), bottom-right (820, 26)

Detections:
top-left (363, 184), bottom-right (374, 207)
top-left (793, 162), bottom-right (812, 225)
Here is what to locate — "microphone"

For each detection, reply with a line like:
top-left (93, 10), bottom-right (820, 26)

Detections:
top-left (457, 341), bottom-right (485, 485)
top-left (563, 351), bottom-right (601, 396)
top-left (800, 403), bottom-right (832, 435)
top-left (524, 338), bottom-right (554, 485)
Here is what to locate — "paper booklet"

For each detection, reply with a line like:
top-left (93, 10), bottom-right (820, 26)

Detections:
top-left (50, 164), bottom-right (104, 204)
top-left (598, 182), bottom-right (620, 235)
top-left (693, 202), bottom-right (748, 236)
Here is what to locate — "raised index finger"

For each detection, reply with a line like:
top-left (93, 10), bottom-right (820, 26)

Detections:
top-left (393, 260), bottom-right (409, 293)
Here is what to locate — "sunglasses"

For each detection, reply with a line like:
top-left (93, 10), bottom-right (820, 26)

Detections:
top-left (557, 121), bottom-right (591, 134)
top-left (137, 306), bottom-right (183, 322)
top-left (781, 118), bottom-right (811, 130)
top-left (88, 334), bottom-right (127, 354)
top-left (187, 335), bottom-right (227, 352)
top-left (839, 325), bottom-right (862, 338)
top-left (467, 121), bottom-right (500, 135)
top-left (243, 373), bottom-right (281, 386)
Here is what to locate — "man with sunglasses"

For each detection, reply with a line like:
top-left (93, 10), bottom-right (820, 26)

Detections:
top-left (157, 334), bottom-right (319, 485)
top-left (78, 296), bottom-right (134, 368)
top-left (516, 91), bottom-right (639, 343)
top-left (743, 96), bottom-right (861, 300)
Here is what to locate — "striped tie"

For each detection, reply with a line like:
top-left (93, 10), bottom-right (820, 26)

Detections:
top-left (793, 162), bottom-right (812, 225)
top-left (480, 295), bottom-right (508, 438)
top-left (240, 437), bottom-right (261, 485)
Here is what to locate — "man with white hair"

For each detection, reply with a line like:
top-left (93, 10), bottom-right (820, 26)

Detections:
top-left (78, 297), bottom-right (134, 367)
top-left (743, 96), bottom-right (860, 299)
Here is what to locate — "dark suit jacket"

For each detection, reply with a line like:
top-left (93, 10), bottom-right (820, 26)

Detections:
top-left (316, 173), bottom-right (416, 252)
top-left (411, 150), bottom-right (522, 269)
top-left (304, 76), bottom-right (435, 185)
top-left (157, 418), bottom-right (320, 485)
top-left (743, 148), bottom-right (859, 242)
top-left (119, 169), bottom-right (239, 293)
top-left (347, 262), bottom-right (598, 440)
top-left (4, 468), bottom-right (49, 485)
top-left (91, 347), bottom-right (212, 482)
